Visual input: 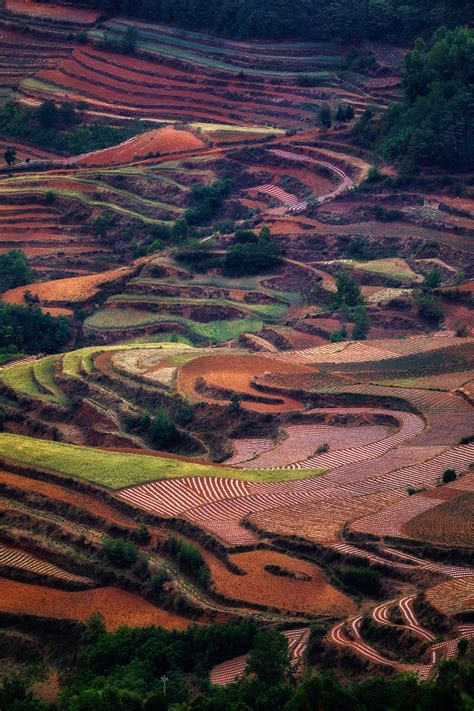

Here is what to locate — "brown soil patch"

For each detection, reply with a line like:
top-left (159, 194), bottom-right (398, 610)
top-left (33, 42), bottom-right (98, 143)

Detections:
top-left (177, 353), bottom-right (314, 412)
top-left (78, 126), bottom-right (205, 166)
top-left (0, 579), bottom-right (193, 630)
top-left (204, 549), bottom-right (354, 616)
top-left (0, 470), bottom-right (135, 529)
top-left (5, 0), bottom-right (101, 21)
top-left (403, 492), bottom-right (474, 546)
top-left (3, 266), bottom-right (133, 305)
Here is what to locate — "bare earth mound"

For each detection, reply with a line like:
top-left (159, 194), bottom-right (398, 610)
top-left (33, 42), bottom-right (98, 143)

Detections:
top-left (77, 126), bottom-right (206, 166)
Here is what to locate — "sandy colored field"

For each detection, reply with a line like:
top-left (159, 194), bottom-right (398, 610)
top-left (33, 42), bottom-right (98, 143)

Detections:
top-left (3, 266), bottom-right (134, 305)
top-left (177, 353), bottom-right (315, 412)
top-left (204, 549), bottom-right (354, 616)
top-left (78, 126), bottom-right (205, 166)
top-left (0, 579), bottom-right (192, 630)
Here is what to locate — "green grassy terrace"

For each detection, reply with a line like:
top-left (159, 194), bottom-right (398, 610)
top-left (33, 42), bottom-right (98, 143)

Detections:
top-left (0, 434), bottom-right (326, 488)
top-left (84, 310), bottom-right (265, 342)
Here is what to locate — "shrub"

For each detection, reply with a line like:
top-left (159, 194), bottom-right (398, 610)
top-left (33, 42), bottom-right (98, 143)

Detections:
top-left (340, 567), bottom-right (382, 596)
top-left (225, 240), bottom-right (283, 276)
top-left (0, 249), bottom-right (32, 294)
top-left (101, 537), bottom-right (142, 568)
top-left (442, 468), bottom-right (457, 483)
top-left (416, 294), bottom-right (444, 325)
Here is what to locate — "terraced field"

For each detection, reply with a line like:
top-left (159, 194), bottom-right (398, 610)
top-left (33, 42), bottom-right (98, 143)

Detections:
top-left (1, 3), bottom-right (473, 693)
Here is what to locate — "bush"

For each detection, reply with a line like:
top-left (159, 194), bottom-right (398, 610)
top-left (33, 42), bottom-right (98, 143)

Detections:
top-left (225, 240), bottom-right (283, 276)
top-left (340, 567), bottom-right (382, 596)
top-left (167, 536), bottom-right (210, 587)
top-left (416, 294), bottom-right (444, 325)
top-left (101, 537), bottom-right (142, 568)
top-left (0, 249), bottom-right (32, 294)
top-left (442, 468), bottom-right (457, 483)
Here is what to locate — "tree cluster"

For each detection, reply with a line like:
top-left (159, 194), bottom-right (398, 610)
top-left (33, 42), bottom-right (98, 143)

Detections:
top-left (380, 26), bottom-right (474, 171)
top-left (0, 249), bottom-right (32, 294)
top-left (0, 101), bottom-right (145, 158)
top-left (0, 303), bottom-right (71, 356)
top-left (71, 0), bottom-right (472, 42)
top-left (4, 618), bottom-right (474, 710)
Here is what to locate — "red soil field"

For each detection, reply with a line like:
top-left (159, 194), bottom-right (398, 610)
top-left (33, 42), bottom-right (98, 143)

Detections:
top-left (177, 354), bottom-right (315, 412)
top-left (204, 549), bottom-right (355, 615)
top-left (77, 126), bottom-right (206, 166)
top-left (0, 579), bottom-right (193, 630)
top-left (5, 0), bottom-right (101, 22)
top-left (403, 493), bottom-right (474, 546)
top-left (0, 470), bottom-right (136, 529)
top-left (3, 265), bottom-right (134, 305)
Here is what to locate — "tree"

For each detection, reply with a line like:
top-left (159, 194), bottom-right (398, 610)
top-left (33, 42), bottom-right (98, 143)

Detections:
top-left (318, 103), bottom-right (332, 129)
top-left (4, 146), bottom-right (16, 167)
top-left (149, 407), bottom-right (178, 449)
top-left (121, 25), bottom-right (138, 55)
top-left (36, 99), bottom-right (58, 128)
top-left (245, 630), bottom-right (292, 685)
top-left (101, 537), bottom-right (142, 568)
top-left (229, 392), bottom-right (241, 413)
top-left (333, 271), bottom-right (363, 308)
top-left (442, 468), bottom-right (456, 483)
top-left (171, 217), bottom-right (189, 242)
top-left (380, 27), bottom-right (474, 170)
top-left (0, 249), bottom-right (32, 293)
top-left (417, 294), bottom-right (444, 325)
top-left (225, 240), bottom-right (282, 276)
top-left (352, 304), bottom-right (371, 340)
top-left (423, 267), bottom-right (442, 289)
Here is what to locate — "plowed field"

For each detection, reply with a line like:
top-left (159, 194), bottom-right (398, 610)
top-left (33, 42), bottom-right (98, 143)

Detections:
top-left (177, 354), bottom-right (314, 412)
top-left (0, 579), bottom-right (193, 630)
top-left (204, 550), bottom-right (355, 615)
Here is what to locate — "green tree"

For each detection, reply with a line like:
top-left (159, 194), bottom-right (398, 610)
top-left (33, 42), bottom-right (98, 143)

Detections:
top-left (121, 25), bottom-right (138, 54)
top-left (442, 468), bottom-right (457, 483)
top-left (246, 630), bottom-right (292, 685)
top-left (0, 249), bottom-right (32, 293)
top-left (417, 294), bottom-right (444, 325)
top-left (423, 267), bottom-right (442, 288)
top-left (318, 103), bottom-right (332, 129)
top-left (352, 304), bottom-right (371, 340)
top-left (333, 271), bottom-right (363, 308)
top-left (3, 146), bottom-right (16, 167)
top-left (101, 537), bottom-right (142, 568)
top-left (381, 27), bottom-right (474, 170)
top-left (149, 407), bottom-right (178, 449)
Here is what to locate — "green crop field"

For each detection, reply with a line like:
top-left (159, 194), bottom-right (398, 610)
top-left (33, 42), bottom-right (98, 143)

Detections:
top-left (108, 294), bottom-right (289, 319)
top-left (33, 356), bottom-right (70, 406)
top-left (0, 434), bottom-right (325, 488)
top-left (85, 310), bottom-right (264, 342)
top-left (0, 362), bottom-right (53, 402)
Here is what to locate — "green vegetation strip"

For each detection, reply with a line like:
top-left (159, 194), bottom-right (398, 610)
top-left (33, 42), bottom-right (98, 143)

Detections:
top-left (32, 355), bottom-right (70, 405)
top-left (108, 294), bottom-right (289, 318)
top-left (0, 434), bottom-right (325, 488)
top-left (85, 310), bottom-right (264, 342)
